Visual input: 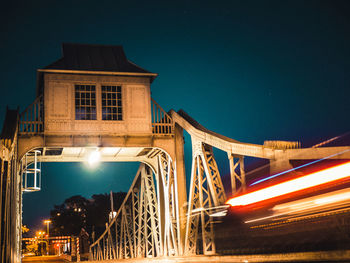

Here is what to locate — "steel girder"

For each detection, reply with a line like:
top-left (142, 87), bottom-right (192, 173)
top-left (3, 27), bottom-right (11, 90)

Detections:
top-left (156, 151), bottom-right (180, 256)
top-left (90, 163), bottom-right (162, 260)
top-left (228, 154), bottom-right (246, 195)
top-left (184, 140), bottom-right (226, 255)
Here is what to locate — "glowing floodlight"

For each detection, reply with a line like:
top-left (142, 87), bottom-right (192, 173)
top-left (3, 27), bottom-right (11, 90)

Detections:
top-left (88, 150), bottom-right (101, 167)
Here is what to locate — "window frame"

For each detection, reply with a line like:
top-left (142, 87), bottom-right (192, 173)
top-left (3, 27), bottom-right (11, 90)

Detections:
top-left (73, 83), bottom-right (124, 122)
top-left (100, 84), bottom-right (123, 121)
top-left (74, 84), bottom-right (97, 121)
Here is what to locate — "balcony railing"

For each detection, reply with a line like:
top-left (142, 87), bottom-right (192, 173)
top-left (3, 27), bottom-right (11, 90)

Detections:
top-left (19, 96), bottom-right (172, 135)
top-left (19, 95), bottom-right (44, 135)
top-left (151, 98), bottom-right (173, 135)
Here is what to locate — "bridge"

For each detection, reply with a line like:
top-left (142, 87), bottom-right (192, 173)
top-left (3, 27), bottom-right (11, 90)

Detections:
top-left (1, 43), bottom-right (349, 263)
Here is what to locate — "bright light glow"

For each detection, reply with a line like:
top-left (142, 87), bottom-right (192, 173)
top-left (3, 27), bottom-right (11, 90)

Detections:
top-left (273, 189), bottom-right (350, 213)
top-left (109, 211), bottom-right (117, 220)
top-left (101, 147), bottom-right (121, 155)
top-left (88, 150), bottom-right (101, 167)
top-left (226, 162), bottom-right (350, 207)
top-left (36, 231), bottom-right (45, 236)
top-left (315, 191), bottom-right (350, 205)
top-left (250, 149), bottom-right (350, 186)
top-left (43, 220), bottom-right (51, 224)
top-left (245, 187), bottom-right (350, 224)
top-left (209, 211), bottom-right (227, 217)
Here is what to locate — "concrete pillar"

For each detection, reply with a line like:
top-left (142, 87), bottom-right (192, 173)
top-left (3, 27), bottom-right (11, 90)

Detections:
top-left (270, 150), bottom-right (294, 175)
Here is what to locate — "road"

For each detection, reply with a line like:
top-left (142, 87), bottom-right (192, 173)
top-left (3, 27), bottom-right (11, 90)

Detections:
top-left (21, 252), bottom-right (350, 262)
top-left (22, 256), bottom-right (66, 263)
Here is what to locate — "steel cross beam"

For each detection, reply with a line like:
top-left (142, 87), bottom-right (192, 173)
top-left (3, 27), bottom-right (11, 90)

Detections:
top-left (228, 154), bottom-right (246, 195)
top-left (184, 139), bottom-right (226, 255)
top-left (156, 152), bottom-right (180, 256)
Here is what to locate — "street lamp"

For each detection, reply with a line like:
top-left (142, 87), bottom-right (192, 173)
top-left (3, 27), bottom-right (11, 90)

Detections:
top-left (36, 231), bottom-right (47, 256)
top-left (43, 220), bottom-right (51, 255)
top-left (43, 220), bottom-right (51, 237)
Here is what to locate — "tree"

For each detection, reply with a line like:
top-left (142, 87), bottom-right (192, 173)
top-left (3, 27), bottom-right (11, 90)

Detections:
top-left (50, 195), bottom-right (89, 236)
top-left (22, 225), bottom-right (29, 236)
top-left (50, 192), bottom-right (126, 237)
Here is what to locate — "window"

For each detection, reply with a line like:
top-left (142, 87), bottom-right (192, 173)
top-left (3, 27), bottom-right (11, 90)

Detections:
top-left (101, 85), bottom-right (122, 120)
top-left (75, 85), bottom-right (96, 120)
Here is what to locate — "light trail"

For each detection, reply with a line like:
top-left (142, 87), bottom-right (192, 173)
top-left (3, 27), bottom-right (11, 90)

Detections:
top-left (250, 148), bottom-right (350, 186)
top-left (226, 161), bottom-right (350, 207)
top-left (244, 132), bottom-right (350, 183)
top-left (244, 187), bottom-right (350, 224)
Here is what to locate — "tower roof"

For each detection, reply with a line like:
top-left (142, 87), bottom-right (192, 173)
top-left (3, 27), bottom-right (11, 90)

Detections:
top-left (43, 43), bottom-right (153, 74)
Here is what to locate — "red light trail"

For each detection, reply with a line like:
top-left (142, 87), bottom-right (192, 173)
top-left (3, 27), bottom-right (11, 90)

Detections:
top-left (226, 162), bottom-right (350, 207)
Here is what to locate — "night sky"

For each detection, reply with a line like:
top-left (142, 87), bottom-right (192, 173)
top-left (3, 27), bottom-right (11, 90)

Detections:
top-left (1, 0), bottom-right (350, 233)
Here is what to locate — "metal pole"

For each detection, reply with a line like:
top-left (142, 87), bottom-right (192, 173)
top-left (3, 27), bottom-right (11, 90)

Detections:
top-left (77, 237), bottom-right (80, 262)
top-left (0, 159), bottom-right (4, 255)
top-left (228, 154), bottom-right (236, 194)
top-left (110, 190), bottom-right (114, 221)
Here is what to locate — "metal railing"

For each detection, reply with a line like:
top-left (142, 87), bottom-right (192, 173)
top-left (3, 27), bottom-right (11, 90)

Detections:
top-left (151, 98), bottom-right (173, 135)
top-left (19, 96), bottom-right (172, 135)
top-left (19, 95), bottom-right (44, 135)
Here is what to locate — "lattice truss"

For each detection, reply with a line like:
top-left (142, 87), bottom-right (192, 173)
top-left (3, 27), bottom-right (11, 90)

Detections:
top-left (228, 154), bottom-right (246, 195)
top-left (90, 163), bottom-right (161, 260)
top-left (156, 151), bottom-right (180, 256)
top-left (185, 141), bottom-right (226, 255)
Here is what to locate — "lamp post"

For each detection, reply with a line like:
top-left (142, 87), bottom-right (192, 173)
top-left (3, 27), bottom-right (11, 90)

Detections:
top-left (43, 220), bottom-right (51, 255)
top-left (36, 231), bottom-right (47, 255)
top-left (43, 220), bottom-right (51, 237)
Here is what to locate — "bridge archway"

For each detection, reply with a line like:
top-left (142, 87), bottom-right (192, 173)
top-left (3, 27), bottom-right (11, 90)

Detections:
top-left (20, 144), bottom-right (181, 260)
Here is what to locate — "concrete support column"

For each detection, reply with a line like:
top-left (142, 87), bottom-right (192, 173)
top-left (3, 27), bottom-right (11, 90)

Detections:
top-left (270, 150), bottom-right (294, 175)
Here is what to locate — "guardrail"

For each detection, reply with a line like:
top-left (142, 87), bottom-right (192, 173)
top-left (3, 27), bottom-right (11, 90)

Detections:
top-left (19, 95), bottom-right (44, 135)
top-left (151, 98), bottom-right (173, 135)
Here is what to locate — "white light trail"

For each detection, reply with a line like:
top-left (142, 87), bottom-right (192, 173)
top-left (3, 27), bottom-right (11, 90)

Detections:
top-left (245, 187), bottom-right (350, 224)
top-left (227, 162), bottom-right (350, 207)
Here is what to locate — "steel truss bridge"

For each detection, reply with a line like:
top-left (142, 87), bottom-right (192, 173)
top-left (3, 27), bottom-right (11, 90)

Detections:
top-left (1, 43), bottom-right (350, 262)
top-left (1, 101), bottom-right (349, 263)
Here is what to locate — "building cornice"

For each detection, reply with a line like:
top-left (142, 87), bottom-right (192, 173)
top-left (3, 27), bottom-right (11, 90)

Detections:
top-left (38, 69), bottom-right (158, 78)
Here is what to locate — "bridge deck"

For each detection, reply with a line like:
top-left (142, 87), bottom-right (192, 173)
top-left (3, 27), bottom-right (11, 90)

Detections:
top-left (87, 250), bottom-right (350, 262)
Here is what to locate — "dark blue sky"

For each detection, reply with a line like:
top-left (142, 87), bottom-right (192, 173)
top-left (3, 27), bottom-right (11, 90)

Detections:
top-left (1, 0), bottom-right (350, 232)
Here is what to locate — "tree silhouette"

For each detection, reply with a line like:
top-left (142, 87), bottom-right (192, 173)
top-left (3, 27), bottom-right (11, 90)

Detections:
top-left (50, 192), bottom-right (126, 237)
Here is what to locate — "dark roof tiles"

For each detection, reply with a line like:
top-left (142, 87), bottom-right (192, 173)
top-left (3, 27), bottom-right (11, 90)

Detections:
top-left (44, 43), bottom-right (151, 74)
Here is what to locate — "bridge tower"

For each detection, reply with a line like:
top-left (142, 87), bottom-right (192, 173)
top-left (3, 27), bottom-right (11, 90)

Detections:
top-left (3, 43), bottom-right (187, 262)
